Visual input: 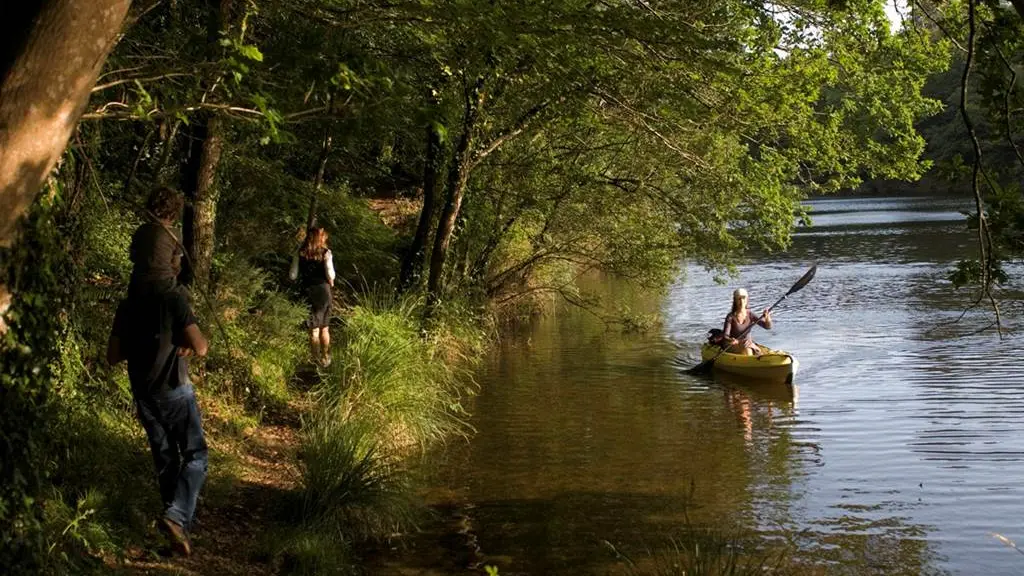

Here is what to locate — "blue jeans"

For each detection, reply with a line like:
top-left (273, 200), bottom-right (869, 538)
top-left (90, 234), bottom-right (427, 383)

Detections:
top-left (135, 385), bottom-right (208, 531)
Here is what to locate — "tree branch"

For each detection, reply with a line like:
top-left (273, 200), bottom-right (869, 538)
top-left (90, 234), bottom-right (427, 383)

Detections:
top-left (912, 0), bottom-right (967, 52)
top-left (91, 72), bottom-right (190, 93)
top-left (80, 102), bottom-right (329, 122)
top-left (468, 97), bottom-right (561, 171)
top-left (960, 0), bottom-right (1004, 337)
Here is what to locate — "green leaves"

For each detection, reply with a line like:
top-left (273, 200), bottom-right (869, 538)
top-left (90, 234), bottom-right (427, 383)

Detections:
top-left (236, 43), bottom-right (264, 63)
top-left (83, 0), bottom-right (956, 299)
top-left (251, 93), bottom-right (288, 145)
top-left (220, 37), bottom-right (263, 62)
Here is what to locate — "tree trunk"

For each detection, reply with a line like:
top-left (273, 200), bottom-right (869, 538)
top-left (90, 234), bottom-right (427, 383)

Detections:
top-left (400, 124), bottom-right (443, 291)
top-left (427, 78), bottom-right (485, 299)
top-left (426, 150), bottom-right (472, 299)
top-left (0, 0), bottom-right (132, 250)
top-left (306, 128), bottom-right (333, 230)
top-left (180, 0), bottom-right (232, 291)
top-left (181, 114), bottom-right (224, 290)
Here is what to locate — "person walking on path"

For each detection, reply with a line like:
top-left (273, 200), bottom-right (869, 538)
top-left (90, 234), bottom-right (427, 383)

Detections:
top-left (107, 285), bottom-right (209, 556)
top-left (289, 226), bottom-right (336, 367)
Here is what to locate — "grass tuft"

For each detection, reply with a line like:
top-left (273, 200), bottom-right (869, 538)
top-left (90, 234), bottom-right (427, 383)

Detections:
top-left (620, 527), bottom-right (793, 576)
top-left (314, 288), bottom-right (480, 451)
top-left (299, 415), bottom-right (419, 541)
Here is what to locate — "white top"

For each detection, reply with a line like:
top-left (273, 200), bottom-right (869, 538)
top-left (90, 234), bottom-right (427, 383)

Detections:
top-left (325, 249), bottom-right (336, 284)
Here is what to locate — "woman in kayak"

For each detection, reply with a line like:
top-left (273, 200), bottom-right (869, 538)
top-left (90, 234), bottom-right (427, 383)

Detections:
top-left (723, 288), bottom-right (772, 355)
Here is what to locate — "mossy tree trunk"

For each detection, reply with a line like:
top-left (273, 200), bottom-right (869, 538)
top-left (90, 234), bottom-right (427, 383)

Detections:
top-left (181, 113), bottom-right (224, 290)
top-left (0, 2), bottom-right (131, 566)
top-left (0, 0), bottom-right (131, 333)
top-left (427, 77), bottom-right (485, 300)
top-left (400, 123), bottom-right (444, 292)
top-left (180, 0), bottom-right (232, 291)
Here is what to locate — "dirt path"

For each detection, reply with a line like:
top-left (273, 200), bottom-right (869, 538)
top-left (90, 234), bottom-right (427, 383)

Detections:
top-left (112, 404), bottom-right (302, 576)
top-left (104, 376), bottom-right (479, 576)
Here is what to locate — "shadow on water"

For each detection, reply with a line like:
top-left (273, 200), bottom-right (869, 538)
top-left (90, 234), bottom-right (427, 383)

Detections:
top-left (377, 487), bottom-right (944, 576)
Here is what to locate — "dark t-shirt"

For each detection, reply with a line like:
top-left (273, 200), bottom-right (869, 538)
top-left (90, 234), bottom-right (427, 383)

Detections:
top-left (113, 287), bottom-right (196, 398)
top-left (129, 222), bottom-right (182, 286)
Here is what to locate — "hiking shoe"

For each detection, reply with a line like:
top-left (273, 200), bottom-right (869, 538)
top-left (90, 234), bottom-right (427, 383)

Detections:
top-left (322, 354), bottom-right (331, 368)
top-left (159, 517), bottom-right (192, 557)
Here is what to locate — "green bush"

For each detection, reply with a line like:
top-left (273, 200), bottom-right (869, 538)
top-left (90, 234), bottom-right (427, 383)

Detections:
top-left (203, 253), bottom-right (307, 413)
top-left (41, 489), bottom-right (117, 574)
top-left (1, 198), bottom-right (69, 574)
top-left (298, 415), bottom-right (417, 541)
top-left (78, 198), bottom-right (138, 285)
top-left (316, 289), bottom-right (480, 451)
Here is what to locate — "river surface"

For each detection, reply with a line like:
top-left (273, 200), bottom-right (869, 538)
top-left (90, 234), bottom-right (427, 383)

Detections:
top-left (383, 196), bottom-right (1024, 575)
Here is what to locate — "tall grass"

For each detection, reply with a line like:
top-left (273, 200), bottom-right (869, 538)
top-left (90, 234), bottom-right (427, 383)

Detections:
top-left (281, 288), bottom-right (487, 572)
top-left (266, 528), bottom-right (356, 576)
top-left (315, 287), bottom-right (481, 451)
top-left (299, 415), bottom-right (418, 540)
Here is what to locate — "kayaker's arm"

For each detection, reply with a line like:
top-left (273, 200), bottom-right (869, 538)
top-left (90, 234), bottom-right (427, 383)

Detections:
top-left (757, 308), bottom-right (773, 329)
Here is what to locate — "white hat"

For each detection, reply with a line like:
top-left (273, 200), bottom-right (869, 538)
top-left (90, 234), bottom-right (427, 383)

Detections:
top-left (733, 288), bottom-right (748, 299)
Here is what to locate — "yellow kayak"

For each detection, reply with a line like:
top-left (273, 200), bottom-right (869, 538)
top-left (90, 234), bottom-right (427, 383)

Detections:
top-left (700, 343), bottom-right (798, 384)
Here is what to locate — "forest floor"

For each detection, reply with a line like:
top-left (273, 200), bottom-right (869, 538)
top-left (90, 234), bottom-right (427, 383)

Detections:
top-left (108, 396), bottom-right (304, 576)
top-left (98, 367), bottom-right (480, 576)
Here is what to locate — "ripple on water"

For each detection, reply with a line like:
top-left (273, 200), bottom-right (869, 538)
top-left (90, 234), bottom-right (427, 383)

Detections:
top-left (416, 197), bottom-right (1024, 576)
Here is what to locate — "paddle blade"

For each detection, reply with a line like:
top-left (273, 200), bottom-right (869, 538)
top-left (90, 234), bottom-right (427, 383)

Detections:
top-left (786, 264), bottom-right (817, 296)
top-left (685, 358), bottom-right (716, 375)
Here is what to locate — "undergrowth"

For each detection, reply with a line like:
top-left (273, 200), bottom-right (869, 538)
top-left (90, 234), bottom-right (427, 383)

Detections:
top-left (10, 164), bottom-right (487, 575)
top-left (271, 289), bottom-right (486, 573)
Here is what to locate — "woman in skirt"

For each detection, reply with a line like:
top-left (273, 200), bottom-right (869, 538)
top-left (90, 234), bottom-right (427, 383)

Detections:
top-left (290, 227), bottom-right (335, 366)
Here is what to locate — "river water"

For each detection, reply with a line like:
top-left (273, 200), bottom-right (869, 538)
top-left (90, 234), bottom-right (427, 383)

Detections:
top-left (383, 196), bottom-right (1024, 575)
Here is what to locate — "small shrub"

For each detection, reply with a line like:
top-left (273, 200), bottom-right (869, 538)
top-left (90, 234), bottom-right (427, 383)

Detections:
top-left (41, 489), bottom-right (116, 573)
top-left (298, 415), bottom-right (418, 542)
top-left (316, 290), bottom-right (479, 451)
top-left (203, 253), bottom-right (307, 413)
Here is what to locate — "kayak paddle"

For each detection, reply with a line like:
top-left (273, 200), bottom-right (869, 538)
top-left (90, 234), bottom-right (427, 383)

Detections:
top-left (685, 264), bottom-right (817, 376)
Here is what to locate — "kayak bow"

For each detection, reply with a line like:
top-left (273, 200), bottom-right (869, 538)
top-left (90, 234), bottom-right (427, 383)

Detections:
top-left (699, 343), bottom-right (798, 384)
